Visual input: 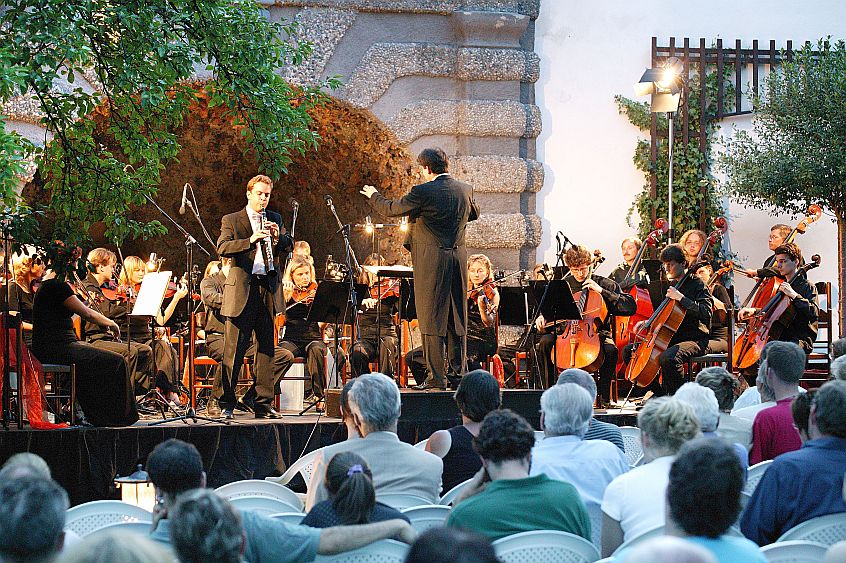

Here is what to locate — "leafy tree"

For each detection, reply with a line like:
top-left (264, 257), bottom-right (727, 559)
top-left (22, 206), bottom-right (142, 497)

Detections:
top-left (720, 39), bottom-right (844, 328)
top-left (0, 0), bottom-right (337, 264)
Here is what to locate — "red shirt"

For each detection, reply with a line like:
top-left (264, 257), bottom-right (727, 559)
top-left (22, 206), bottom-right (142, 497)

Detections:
top-left (749, 397), bottom-right (802, 464)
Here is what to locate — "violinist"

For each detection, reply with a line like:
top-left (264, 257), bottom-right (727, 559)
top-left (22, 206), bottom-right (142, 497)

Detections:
top-left (466, 254), bottom-right (500, 369)
top-left (608, 237), bottom-right (649, 291)
top-left (280, 255), bottom-right (333, 409)
top-left (693, 262), bottom-right (730, 354)
top-left (350, 254), bottom-right (399, 378)
top-left (293, 240), bottom-right (314, 264)
top-left (737, 242), bottom-right (818, 354)
top-left (535, 245), bottom-right (636, 402)
top-left (679, 229), bottom-right (707, 267)
top-left (200, 256), bottom-right (294, 417)
top-left (82, 248), bottom-right (153, 395)
top-left (2, 248), bottom-right (45, 347)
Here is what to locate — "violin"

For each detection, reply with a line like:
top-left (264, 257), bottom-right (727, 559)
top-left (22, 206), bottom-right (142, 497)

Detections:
top-left (289, 281), bottom-right (317, 306)
top-left (371, 278), bottom-right (401, 300)
top-left (469, 277), bottom-right (498, 322)
top-left (553, 250), bottom-right (607, 371)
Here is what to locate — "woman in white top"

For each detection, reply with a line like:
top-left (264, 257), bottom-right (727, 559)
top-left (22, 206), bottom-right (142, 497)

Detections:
top-left (600, 397), bottom-right (700, 557)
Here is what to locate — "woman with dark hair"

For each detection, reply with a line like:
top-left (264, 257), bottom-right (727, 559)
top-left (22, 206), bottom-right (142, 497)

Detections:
top-left (426, 370), bottom-right (501, 492)
top-left (405, 527), bottom-right (500, 563)
top-left (301, 452), bottom-right (408, 528)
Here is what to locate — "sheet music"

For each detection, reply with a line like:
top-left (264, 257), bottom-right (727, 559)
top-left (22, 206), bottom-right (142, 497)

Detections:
top-left (131, 271), bottom-right (171, 317)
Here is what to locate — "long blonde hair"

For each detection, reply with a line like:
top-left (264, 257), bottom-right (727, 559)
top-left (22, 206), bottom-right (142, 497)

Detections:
top-left (283, 255), bottom-right (316, 302)
top-left (118, 256), bottom-right (145, 286)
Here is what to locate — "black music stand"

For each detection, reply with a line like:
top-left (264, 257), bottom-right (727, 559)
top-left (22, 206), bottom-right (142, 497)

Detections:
top-left (498, 286), bottom-right (531, 326)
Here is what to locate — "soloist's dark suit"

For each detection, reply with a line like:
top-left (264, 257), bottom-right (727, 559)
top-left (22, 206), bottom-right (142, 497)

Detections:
top-left (369, 174), bottom-right (479, 385)
top-left (216, 208), bottom-right (293, 410)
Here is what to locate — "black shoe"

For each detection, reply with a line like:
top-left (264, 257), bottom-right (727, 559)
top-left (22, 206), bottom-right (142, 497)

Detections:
top-left (223, 408), bottom-right (234, 420)
top-left (413, 381), bottom-right (447, 391)
top-left (254, 406), bottom-right (282, 419)
top-left (234, 400), bottom-right (254, 413)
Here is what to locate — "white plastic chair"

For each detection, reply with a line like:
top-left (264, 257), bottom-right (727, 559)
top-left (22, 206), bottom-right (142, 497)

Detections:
top-left (439, 478), bottom-right (472, 506)
top-left (534, 430), bottom-right (545, 443)
top-left (618, 426), bottom-right (642, 467)
top-left (413, 438), bottom-right (428, 449)
top-left (492, 530), bottom-right (600, 563)
top-left (266, 448), bottom-right (320, 487)
top-left (228, 495), bottom-right (301, 516)
top-left (760, 540), bottom-right (828, 562)
top-left (313, 539), bottom-right (409, 562)
top-left (86, 520), bottom-right (153, 537)
top-left (216, 479), bottom-right (304, 511)
top-left (777, 513), bottom-right (846, 546)
top-left (269, 512), bottom-right (306, 525)
top-left (376, 493), bottom-right (433, 510)
top-left (743, 459), bottom-right (773, 497)
top-left (613, 524), bottom-right (665, 555)
top-left (65, 501), bottom-right (153, 537)
top-left (401, 504), bottom-right (451, 532)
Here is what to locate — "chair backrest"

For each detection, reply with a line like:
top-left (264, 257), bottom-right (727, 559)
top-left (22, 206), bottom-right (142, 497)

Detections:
top-left (808, 281), bottom-right (833, 371)
top-left (86, 520), bottom-right (153, 538)
top-left (613, 524), bottom-right (665, 555)
top-left (228, 495), bottom-right (301, 516)
top-left (313, 539), bottom-right (409, 562)
top-left (492, 530), bottom-right (600, 563)
top-left (65, 500), bottom-right (153, 537)
top-left (587, 505), bottom-right (603, 549)
top-left (743, 460), bottom-right (774, 497)
top-left (534, 430), bottom-right (545, 443)
top-left (777, 512), bottom-right (846, 546)
top-left (439, 478), bottom-right (472, 506)
top-left (618, 426), bottom-right (643, 466)
top-left (376, 493), bottom-right (433, 510)
top-left (215, 479), bottom-right (304, 511)
top-left (269, 512), bottom-right (306, 525)
top-left (413, 438), bottom-right (428, 449)
top-left (400, 504), bottom-right (451, 532)
top-left (267, 448), bottom-right (321, 487)
top-left (759, 539), bottom-right (829, 562)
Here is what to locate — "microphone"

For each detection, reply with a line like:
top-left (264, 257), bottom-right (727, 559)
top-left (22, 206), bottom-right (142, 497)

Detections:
top-left (289, 197), bottom-right (299, 210)
top-left (179, 183), bottom-right (188, 215)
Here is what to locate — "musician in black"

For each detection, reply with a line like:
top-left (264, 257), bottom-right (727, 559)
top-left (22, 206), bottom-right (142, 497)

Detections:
top-left (350, 254), bottom-right (399, 378)
top-left (742, 223), bottom-right (791, 277)
top-left (693, 262), bottom-right (731, 355)
top-left (466, 254), bottom-right (500, 370)
top-left (608, 236), bottom-right (649, 291)
top-left (534, 245), bottom-right (635, 402)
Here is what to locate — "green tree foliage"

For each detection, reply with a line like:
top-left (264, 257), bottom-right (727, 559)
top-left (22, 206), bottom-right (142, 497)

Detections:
top-left (0, 0), bottom-right (338, 257)
top-left (720, 38), bottom-right (844, 326)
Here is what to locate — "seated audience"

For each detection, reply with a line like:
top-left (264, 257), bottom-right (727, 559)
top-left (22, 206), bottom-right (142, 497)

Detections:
top-left (531, 383), bottom-right (628, 546)
top-left (730, 364), bottom-right (775, 418)
top-left (426, 370), bottom-right (501, 492)
top-left (0, 476), bottom-right (68, 563)
top-left (339, 378), bottom-right (360, 439)
top-left (741, 380), bottom-right (846, 545)
top-left (557, 368), bottom-right (625, 451)
top-left (674, 383), bottom-right (748, 471)
top-left (600, 397), bottom-right (700, 557)
top-left (146, 438), bottom-right (415, 562)
top-left (58, 529), bottom-right (172, 563)
top-left (666, 439), bottom-right (765, 562)
top-left (404, 528), bottom-right (499, 563)
top-left (306, 373), bottom-right (443, 509)
top-left (695, 367), bottom-right (752, 451)
top-left (832, 337), bottom-right (846, 360)
top-left (0, 452), bottom-right (52, 480)
top-left (748, 341), bottom-right (804, 464)
top-left (447, 409), bottom-right (591, 542)
top-left (831, 354), bottom-right (846, 381)
top-left (302, 452), bottom-right (408, 528)
top-left (622, 536), bottom-right (717, 563)
top-left (169, 489), bottom-right (245, 563)
top-left (791, 389), bottom-right (815, 443)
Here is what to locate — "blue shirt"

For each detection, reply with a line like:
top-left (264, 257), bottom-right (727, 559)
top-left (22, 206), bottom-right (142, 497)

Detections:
top-left (687, 535), bottom-right (766, 562)
top-left (740, 437), bottom-right (846, 545)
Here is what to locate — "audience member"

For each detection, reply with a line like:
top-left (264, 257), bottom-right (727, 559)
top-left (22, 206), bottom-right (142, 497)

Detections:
top-left (741, 380), bottom-right (846, 545)
top-left (748, 342), bottom-right (804, 464)
top-left (57, 530), bottom-right (172, 563)
top-left (695, 367), bottom-right (752, 450)
top-left (426, 370), bottom-right (501, 492)
top-left (600, 397), bottom-right (700, 557)
top-left (147, 438), bottom-right (415, 562)
top-left (169, 489), bottom-right (244, 563)
top-left (790, 390), bottom-right (815, 443)
top-left (666, 439), bottom-right (765, 562)
top-left (0, 476), bottom-right (68, 563)
top-left (556, 368), bottom-right (624, 451)
top-left (831, 355), bottom-right (846, 381)
top-left (832, 337), bottom-right (846, 360)
top-left (306, 373), bottom-right (442, 509)
top-left (447, 409), bottom-right (590, 542)
top-left (0, 452), bottom-right (52, 480)
top-left (730, 362), bottom-right (775, 418)
top-left (531, 383), bottom-right (628, 545)
top-left (674, 383), bottom-right (748, 471)
top-left (622, 536), bottom-right (717, 563)
top-left (404, 527), bottom-right (499, 563)
top-left (302, 452), bottom-right (408, 528)
top-left (339, 378), bottom-right (359, 439)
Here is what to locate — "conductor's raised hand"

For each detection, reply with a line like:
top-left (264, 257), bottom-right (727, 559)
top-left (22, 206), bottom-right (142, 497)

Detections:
top-left (360, 185), bottom-right (378, 199)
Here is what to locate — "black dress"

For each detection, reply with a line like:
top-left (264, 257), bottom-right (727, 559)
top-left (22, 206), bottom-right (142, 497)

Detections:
top-left (31, 279), bottom-right (138, 426)
top-left (440, 425), bottom-right (482, 492)
top-left (4, 282), bottom-right (34, 348)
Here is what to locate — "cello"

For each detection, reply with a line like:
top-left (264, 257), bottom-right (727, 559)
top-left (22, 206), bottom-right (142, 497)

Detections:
top-left (613, 219), bottom-right (668, 374)
top-left (732, 254), bottom-right (821, 369)
top-left (553, 250), bottom-right (607, 371)
top-left (625, 218), bottom-right (728, 388)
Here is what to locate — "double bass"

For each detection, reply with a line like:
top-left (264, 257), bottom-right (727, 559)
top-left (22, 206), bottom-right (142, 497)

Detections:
top-left (553, 250), bottom-right (607, 371)
top-left (732, 255), bottom-right (821, 369)
top-left (626, 218), bottom-right (727, 388)
top-left (613, 219), bottom-right (668, 374)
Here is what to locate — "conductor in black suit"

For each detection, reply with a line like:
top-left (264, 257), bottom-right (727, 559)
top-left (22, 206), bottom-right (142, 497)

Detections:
top-left (361, 148), bottom-right (479, 390)
top-left (216, 174), bottom-right (293, 418)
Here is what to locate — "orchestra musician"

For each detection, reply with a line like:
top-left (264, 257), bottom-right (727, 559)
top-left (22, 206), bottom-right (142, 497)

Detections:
top-left (737, 242), bottom-right (818, 354)
top-left (350, 254), bottom-right (399, 378)
top-left (608, 237), bottom-right (650, 290)
top-left (743, 223), bottom-right (791, 277)
top-left (3, 249), bottom-right (44, 347)
top-left (679, 229), bottom-right (707, 267)
top-left (217, 174), bottom-right (293, 420)
top-left (535, 245), bottom-right (636, 403)
top-left (199, 256), bottom-right (294, 416)
top-left (466, 254), bottom-right (500, 369)
top-left (361, 147), bottom-right (479, 390)
top-left (293, 240), bottom-right (314, 264)
top-left (693, 262), bottom-right (731, 355)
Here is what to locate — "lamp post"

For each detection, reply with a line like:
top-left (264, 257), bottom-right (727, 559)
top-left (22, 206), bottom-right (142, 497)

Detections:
top-left (114, 464), bottom-right (156, 511)
top-left (635, 57), bottom-right (684, 243)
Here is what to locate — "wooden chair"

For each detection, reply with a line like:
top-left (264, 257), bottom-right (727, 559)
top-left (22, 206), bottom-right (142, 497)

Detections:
top-left (685, 299), bottom-right (736, 378)
top-left (804, 281), bottom-right (832, 384)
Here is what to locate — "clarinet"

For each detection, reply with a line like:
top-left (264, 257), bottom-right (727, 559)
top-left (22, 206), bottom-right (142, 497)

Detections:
top-left (260, 209), bottom-right (275, 272)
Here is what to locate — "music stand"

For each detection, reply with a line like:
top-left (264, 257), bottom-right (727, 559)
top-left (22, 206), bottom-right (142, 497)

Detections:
top-left (642, 259), bottom-right (665, 308)
top-left (370, 265), bottom-right (413, 375)
top-left (498, 286), bottom-right (531, 326)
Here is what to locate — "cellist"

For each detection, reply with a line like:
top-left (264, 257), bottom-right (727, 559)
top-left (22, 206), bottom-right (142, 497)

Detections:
top-left (742, 223), bottom-right (791, 277)
top-left (608, 237), bottom-right (650, 290)
top-left (535, 245), bottom-right (635, 402)
top-left (737, 242), bottom-right (818, 354)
